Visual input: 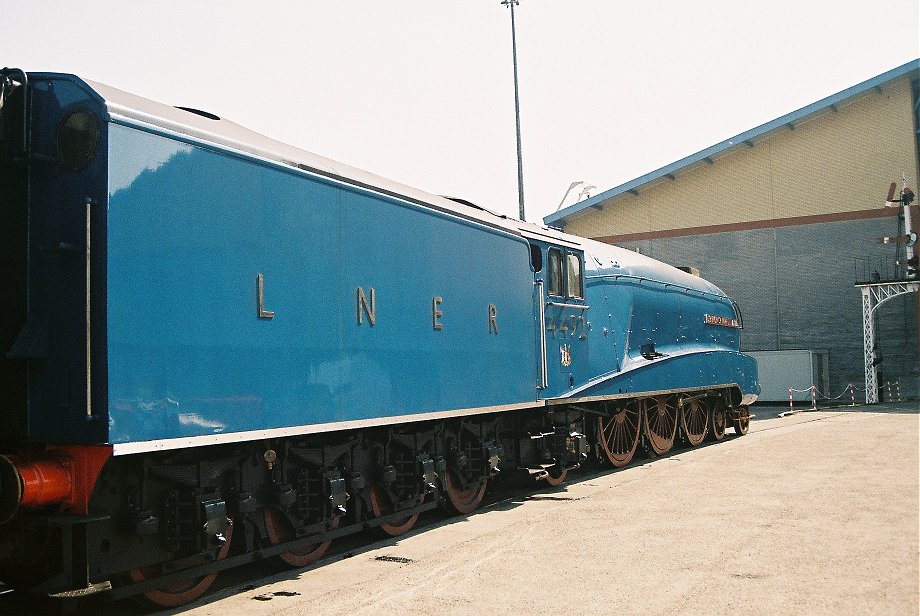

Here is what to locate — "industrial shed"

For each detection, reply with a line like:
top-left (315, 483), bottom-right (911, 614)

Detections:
top-left (545, 60), bottom-right (920, 402)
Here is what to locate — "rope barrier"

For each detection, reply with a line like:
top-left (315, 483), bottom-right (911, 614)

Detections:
top-left (784, 385), bottom-right (819, 416)
top-left (782, 380), bottom-right (903, 412)
top-left (782, 383), bottom-right (857, 417)
top-left (812, 385), bottom-right (853, 401)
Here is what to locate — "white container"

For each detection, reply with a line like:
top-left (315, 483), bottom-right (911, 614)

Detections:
top-left (745, 350), bottom-right (830, 402)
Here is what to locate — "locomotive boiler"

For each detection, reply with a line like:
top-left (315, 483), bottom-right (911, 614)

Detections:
top-left (0, 67), bottom-right (758, 607)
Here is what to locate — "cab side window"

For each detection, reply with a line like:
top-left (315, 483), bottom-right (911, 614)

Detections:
top-left (566, 252), bottom-right (583, 298)
top-left (548, 248), bottom-right (564, 296)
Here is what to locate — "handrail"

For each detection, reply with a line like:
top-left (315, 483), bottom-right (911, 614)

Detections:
top-left (545, 301), bottom-right (589, 310)
top-left (536, 281), bottom-right (547, 389)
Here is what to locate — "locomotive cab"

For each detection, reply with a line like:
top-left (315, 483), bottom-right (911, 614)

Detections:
top-left (527, 237), bottom-right (590, 398)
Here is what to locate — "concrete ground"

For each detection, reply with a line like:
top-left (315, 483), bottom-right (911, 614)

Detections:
top-left (165, 404), bottom-right (918, 615)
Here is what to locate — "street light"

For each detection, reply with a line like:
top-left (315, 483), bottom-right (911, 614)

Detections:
top-left (555, 182), bottom-right (597, 212)
top-left (502, 0), bottom-right (526, 221)
top-left (556, 181), bottom-right (586, 211)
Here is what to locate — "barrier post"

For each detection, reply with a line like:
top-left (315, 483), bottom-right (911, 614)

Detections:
top-left (886, 381), bottom-right (893, 402)
top-left (789, 387), bottom-right (793, 413)
top-left (811, 385), bottom-right (817, 410)
top-left (896, 379), bottom-right (902, 402)
top-left (849, 383), bottom-right (855, 406)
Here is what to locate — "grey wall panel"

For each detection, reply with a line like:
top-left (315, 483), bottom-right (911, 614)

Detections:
top-left (616, 216), bottom-right (918, 400)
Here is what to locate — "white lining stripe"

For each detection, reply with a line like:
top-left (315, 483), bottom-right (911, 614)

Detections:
top-left (111, 401), bottom-right (543, 455)
top-left (110, 381), bottom-right (759, 455)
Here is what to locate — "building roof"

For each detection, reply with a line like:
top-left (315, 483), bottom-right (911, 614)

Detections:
top-left (544, 58), bottom-right (920, 228)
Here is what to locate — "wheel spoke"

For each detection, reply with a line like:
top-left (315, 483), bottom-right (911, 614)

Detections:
top-left (644, 396), bottom-right (677, 455)
top-left (681, 397), bottom-right (708, 447)
top-left (604, 419), bottom-right (615, 439)
top-left (733, 405), bottom-right (750, 436)
top-left (708, 396), bottom-right (727, 442)
top-left (597, 403), bottom-right (640, 467)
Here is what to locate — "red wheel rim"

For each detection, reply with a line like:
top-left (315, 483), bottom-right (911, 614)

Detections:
top-left (598, 400), bottom-right (640, 467)
top-left (544, 466), bottom-right (568, 487)
top-left (444, 471), bottom-right (487, 515)
top-left (369, 485), bottom-right (420, 536)
top-left (710, 399), bottom-right (726, 442)
top-left (733, 406), bottom-right (750, 436)
top-left (127, 522), bottom-right (232, 608)
top-left (263, 507), bottom-right (335, 568)
top-left (644, 396), bottom-right (678, 455)
top-left (680, 397), bottom-right (709, 447)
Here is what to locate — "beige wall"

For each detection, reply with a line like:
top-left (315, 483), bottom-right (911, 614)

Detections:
top-left (563, 76), bottom-right (920, 239)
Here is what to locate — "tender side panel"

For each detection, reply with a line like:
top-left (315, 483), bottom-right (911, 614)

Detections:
top-left (106, 124), bottom-right (537, 444)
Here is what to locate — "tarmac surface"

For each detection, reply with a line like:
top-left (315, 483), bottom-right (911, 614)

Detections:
top-left (162, 403), bottom-right (919, 616)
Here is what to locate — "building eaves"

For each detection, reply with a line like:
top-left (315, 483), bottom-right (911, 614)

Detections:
top-left (544, 58), bottom-right (920, 228)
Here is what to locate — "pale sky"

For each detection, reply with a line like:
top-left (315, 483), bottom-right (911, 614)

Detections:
top-left (5, 1), bottom-right (919, 223)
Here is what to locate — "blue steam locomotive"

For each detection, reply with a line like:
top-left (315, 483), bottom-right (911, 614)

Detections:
top-left (0, 68), bottom-right (758, 607)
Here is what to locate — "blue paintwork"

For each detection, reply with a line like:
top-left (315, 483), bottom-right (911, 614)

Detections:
top-left (11, 74), bottom-right (108, 444)
top-left (7, 72), bottom-right (758, 448)
top-left (557, 239), bottom-right (757, 401)
top-left (106, 124), bottom-right (536, 443)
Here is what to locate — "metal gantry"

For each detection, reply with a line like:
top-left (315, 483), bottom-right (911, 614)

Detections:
top-left (857, 281), bottom-right (919, 403)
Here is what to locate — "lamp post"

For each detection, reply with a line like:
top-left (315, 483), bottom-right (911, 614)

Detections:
top-left (556, 181), bottom-right (586, 212)
top-left (502, 0), bottom-right (526, 221)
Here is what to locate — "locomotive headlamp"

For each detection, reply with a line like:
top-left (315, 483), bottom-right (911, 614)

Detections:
top-left (57, 108), bottom-right (101, 171)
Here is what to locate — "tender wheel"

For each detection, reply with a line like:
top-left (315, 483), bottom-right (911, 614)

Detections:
top-left (443, 471), bottom-right (487, 515)
top-left (733, 405), bottom-right (750, 436)
top-left (709, 398), bottom-right (727, 442)
top-left (263, 507), bottom-right (336, 568)
top-left (127, 522), bottom-right (233, 608)
top-left (680, 397), bottom-right (709, 447)
top-left (597, 400), bottom-right (641, 467)
top-left (369, 484), bottom-right (420, 536)
top-left (643, 396), bottom-right (678, 456)
top-left (544, 466), bottom-right (568, 487)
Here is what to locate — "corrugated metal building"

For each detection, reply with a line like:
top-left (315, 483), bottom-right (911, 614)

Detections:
top-left (545, 60), bottom-right (920, 401)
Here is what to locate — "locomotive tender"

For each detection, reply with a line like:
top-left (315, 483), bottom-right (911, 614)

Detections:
top-left (0, 68), bottom-right (758, 607)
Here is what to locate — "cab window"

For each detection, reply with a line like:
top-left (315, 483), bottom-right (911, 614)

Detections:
top-left (565, 252), bottom-right (583, 298)
top-left (548, 248), bottom-right (563, 296)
